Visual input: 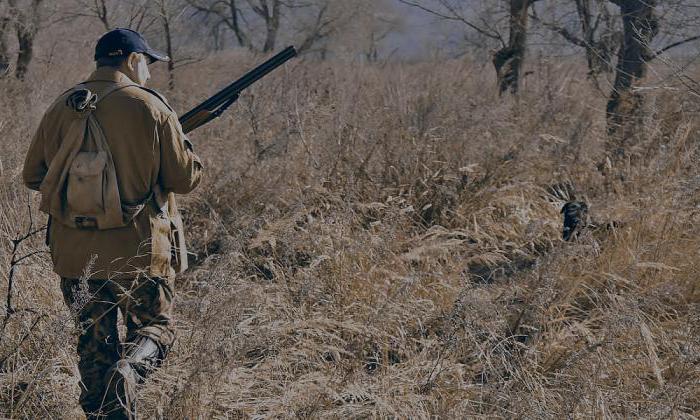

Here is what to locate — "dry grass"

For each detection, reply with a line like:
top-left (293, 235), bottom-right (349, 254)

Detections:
top-left (0, 48), bottom-right (699, 419)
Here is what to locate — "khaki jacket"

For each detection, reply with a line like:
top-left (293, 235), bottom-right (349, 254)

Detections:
top-left (23, 68), bottom-right (202, 279)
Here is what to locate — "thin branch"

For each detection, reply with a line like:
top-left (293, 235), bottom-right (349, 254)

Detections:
top-left (530, 13), bottom-right (587, 47)
top-left (12, 250), bottom-right (47, 265)
top-left (173, 56), bottom-right (206, 69)
top-left (653, 34), bottom-right (700, 57)
top-left (13, 226), bottom-right (45, 245)
top-left (1, 203), bottom-right (46, 343)
top-left (397, 0), bottom-right (503, 43)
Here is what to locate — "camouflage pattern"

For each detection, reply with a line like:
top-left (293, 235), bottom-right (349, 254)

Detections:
top-left (61, 276), bottom-right (175, 419)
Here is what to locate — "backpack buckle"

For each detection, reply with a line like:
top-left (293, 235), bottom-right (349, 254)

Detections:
top-left (74, 216), bottom-right (98, 229)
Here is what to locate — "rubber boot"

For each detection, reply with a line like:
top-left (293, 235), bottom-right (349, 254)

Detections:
top-left (101, 336), bottom-right (163, 419)
top-left (122, 335), bottom-right (162, 378)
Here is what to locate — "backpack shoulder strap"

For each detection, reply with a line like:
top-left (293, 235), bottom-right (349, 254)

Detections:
top-left (93, 82), bottom-right (137, 105)
top-left (132, 86), bottom-right (174, 112)
top-left (61, 81), bottom-right (136, 112)
top-left (78, 82), bottom-right (173, 112)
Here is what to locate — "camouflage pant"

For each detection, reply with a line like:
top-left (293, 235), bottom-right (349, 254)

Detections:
top-left (61, 276), bottom-right (175, 419)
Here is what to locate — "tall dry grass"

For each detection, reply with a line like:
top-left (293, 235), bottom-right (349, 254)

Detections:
top-left (0, 48), bottom-right (699, 418)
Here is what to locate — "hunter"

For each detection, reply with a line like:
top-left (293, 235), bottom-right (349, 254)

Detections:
top-left (22, 28), bottom-right (202, 418)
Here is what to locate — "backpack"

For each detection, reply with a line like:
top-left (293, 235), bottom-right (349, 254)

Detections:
top-left (39, 82), bottom-right (150, 230)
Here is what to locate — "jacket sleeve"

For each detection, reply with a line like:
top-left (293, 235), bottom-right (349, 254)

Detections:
top-left (158, 112), bottom-right (203, 194)
top-left (22, 117), bottom-right (48, 191)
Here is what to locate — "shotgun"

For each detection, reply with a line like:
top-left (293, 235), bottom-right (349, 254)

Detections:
top-left (179, 46), bottom-right (297, 134)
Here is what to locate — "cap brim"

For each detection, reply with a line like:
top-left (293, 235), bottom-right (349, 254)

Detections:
top-left (143, 49), bottom-right (170, 64)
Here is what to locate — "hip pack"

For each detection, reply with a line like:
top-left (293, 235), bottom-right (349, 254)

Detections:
top-left (39, 82), bottom-right (152, 230)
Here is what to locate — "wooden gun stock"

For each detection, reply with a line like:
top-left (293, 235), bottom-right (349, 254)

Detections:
top-left (180, 110), bottom-right (215, 134)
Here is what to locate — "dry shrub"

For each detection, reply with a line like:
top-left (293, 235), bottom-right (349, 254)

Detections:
top-left (0, 50), bottom-right (699, 419)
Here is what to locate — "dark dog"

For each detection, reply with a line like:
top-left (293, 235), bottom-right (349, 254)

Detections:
top-left (561, 201), bottom-right (589, 241)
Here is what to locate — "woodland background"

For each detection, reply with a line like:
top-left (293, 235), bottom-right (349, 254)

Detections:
top-left (1, 0), bottom-right (700, 418)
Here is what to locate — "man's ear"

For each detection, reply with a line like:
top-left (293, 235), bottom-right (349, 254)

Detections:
top-left (126, 52), bottom-right (139, 72)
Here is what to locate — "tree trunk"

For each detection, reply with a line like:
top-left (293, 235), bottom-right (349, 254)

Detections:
top-left (606, 0), bottom-right (658, 138)
top-left (0, 18), bottom-right (10, 76)
top-left (296, 3), bottom-right (331, 54)
top-left (11, 0), bottom-right (43, 81)
top-left (582, 0), bottom-right (618, 77)
top-left (227, 0), bottom-right (252, 50)
top-left (159, 1), bottom-right (176, 90)
top-left (211, 21), bottom-right (224, 50)
top-left (261, 0), bottom-right (280, 53)
top-left (493, 0), bottom-right (537, 95)
top-left (366, 30), bottom-right (379, 63)
top-left (15, 24), bottom-right (36, 80)
top-left (96, 0), bottom-right (110, 30)
top-left (575, 0), bottom-right (600, 75)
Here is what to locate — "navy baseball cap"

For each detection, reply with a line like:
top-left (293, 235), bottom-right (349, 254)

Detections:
top-left (94, 28), bottom-right (169, 63)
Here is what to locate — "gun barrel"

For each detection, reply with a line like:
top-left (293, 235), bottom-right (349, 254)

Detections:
top-left (179, 46), bottom-right (297, 125)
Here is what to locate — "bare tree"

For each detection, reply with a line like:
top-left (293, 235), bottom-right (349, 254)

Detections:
top-left (189, 0), bottom-right (369, 55)
top-left (155, 0), bottom-right (178, 89)
top-left (54, 0), bottom-right (203, 89)
top-left (208, 19), bottom-right (227, 50)
top-left (398, 0), bottom-right (505, 46)
top-left (248, 0), bottom-right (280, 52)
top-left (364, 17), bottom-right (398, 63)
top-left (305, 0), bottom-right (400, 62)
top-left (69, 0), bottom-right (111, 30)
top-left (531, 0), bottom-right (620, 83)
top-left (604, 1), bottom-right (700, 138)
top-left (604, 0), bottom-right (659, 138)
top-left (295, 0), bottom-right (394, 58)
top-left (0, 0), bottom-right (43, 80)
top-left (189, 0), bottom-right (282, 52)
top-left (140, 0), bottom-right (204, 89)
top-left (294, 1), bottom-right (337, 54)
top-left (493, 0), bottom-right (541, 94)
top-left (367, 11), bottom-right (402, 62)
top-left (0, 14), bottom-right (10, 76)
top-left (58, 0), bottom-right (159, 33)
top-left (574, 0), bottom-right (618, 76)
top-left (398, 0), bottom-right (541, 94)
top-left (197, 0), bottom-right (251, 49)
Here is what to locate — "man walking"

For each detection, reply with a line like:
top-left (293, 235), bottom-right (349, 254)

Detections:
top-left (22, 28), bottom-right (202, 418)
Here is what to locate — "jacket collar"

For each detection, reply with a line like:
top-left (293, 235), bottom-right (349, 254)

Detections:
top-left (85, 67), bottom-right (135, 84)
